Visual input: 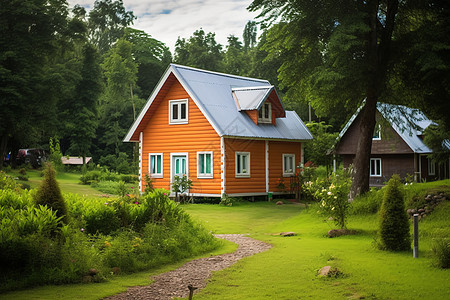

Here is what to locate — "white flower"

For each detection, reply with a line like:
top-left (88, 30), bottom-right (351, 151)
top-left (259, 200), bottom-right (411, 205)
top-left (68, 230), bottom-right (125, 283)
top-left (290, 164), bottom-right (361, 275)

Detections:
top-left (331, 207), bottom-right (335, 211)
top-left (334, 196), bottom-right (337, 199)
top-left (327, 191), bottom-right (332, 196)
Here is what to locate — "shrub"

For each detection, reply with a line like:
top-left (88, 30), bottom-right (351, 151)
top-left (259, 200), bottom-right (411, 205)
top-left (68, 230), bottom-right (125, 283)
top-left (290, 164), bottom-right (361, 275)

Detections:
top-left (350, 188), bottom-right (384, 215)
top-left (34, 164), bottom-right (68, 223)
top-left (432, 238), bottom-right (449, 269)
top-left (378, 175), bottom-right (411, 251)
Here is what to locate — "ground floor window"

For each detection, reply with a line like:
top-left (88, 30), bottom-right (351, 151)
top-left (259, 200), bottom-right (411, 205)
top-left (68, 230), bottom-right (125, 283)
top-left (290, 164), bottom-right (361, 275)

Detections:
top-left (283, 154), bottom-right (295, 176)
top-left (197, 152), bottom-right (213, 178)
top-left (370, 158), bottom-right (381, 177)
top-left (235, 152), bottom-right (250, 177)
top-left (428, 158), bottom-right (435, 175)
top-left (149, 153), bottom-right (163, 177)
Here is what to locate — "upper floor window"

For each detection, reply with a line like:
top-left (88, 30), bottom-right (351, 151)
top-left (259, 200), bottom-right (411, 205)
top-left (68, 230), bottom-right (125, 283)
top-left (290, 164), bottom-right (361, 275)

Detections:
top-left (283, 154), bottom-right (295, 177)
top-left (169, 99), bottom-right (188, 124)
top-left (235, 152), bottom-right (250, 177)
top-left (258, 102), bottom-right (272, 123)
top-left (373, 124), bottom-right (381, 140)
top-left (197, 152), bottom-right (213, 178)
top-left (149, 153), bottom-right (163, 178)
top-left (370, 158), bottom-right (381, 177)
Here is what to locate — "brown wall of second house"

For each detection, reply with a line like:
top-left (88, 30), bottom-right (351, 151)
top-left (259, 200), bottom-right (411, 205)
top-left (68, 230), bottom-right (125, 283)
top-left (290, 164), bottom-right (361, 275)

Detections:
top-left (335, 112), bottom-right (413, 155)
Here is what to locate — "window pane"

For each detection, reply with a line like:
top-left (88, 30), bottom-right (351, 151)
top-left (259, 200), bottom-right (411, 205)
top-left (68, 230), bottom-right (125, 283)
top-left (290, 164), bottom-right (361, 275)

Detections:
top-left (242, 155), bottom-right (247, 173)
top-left (288, 157), bottom-right (293, 172)
top-left (199, 154), bottom-right (205, 174)
top-left (181, 103), bottom-right (186, 119)
top-left (264, 103), bottom-right (269, 119)
top-left (376, 160), bottom-right (380, 175)
top-left (156, 155), bottom-right (161, 173)
top-left (258, 109), bottom-right (263, 118)
top-left (206, 154), bottom-right (211, 173)
top-left (151, 155), bottom-right (156, 173)
top-left (370, 160), bottom-right (374, 175)
top-left (176, 158), bottom-right (179, 174)
top-left (172, 104), bottom-right (178, 120)
top-left (182, 158), bottom-right (186, 174)
top-left (237, 154), bottom-right (241, 173)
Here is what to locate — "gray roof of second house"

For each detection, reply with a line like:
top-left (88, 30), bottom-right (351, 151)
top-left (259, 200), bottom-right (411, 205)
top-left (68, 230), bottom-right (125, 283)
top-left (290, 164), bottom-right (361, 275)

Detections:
top-left (336, 102), bottom-right (433, 153)
top-left (125, 64), bottom-right (312, 142)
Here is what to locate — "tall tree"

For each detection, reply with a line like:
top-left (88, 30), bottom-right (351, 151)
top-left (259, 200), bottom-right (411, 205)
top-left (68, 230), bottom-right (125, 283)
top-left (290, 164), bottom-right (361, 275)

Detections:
top-left (88, 0), bottom-right (136, 54)
top-left (123, 28), bottom-right (172, 99)
top-left (99, 39), bottom-right (138, 157)
top-left (224, 35), bottom-right (247, 75)
top-left (174, 29), bottom-right (224, 71)
top-left (243, 20), bottom-right (258, 51)
top-left (0, 0), bottom-right (73, 166)
top-left (248, 0), bottom-right (447, 198)
top-left (66, 43), bottom-right (103, 167)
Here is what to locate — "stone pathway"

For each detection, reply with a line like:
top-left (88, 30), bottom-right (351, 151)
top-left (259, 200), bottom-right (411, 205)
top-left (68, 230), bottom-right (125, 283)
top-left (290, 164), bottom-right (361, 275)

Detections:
top-left (104, 234), bottom-right (272, 300)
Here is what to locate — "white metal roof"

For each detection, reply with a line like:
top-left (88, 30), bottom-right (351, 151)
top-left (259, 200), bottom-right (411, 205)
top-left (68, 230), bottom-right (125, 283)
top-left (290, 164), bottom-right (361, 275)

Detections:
top-left (125, 64), bottom-right (313, 142)
top-left (232, 86), bottom-right (273, 111)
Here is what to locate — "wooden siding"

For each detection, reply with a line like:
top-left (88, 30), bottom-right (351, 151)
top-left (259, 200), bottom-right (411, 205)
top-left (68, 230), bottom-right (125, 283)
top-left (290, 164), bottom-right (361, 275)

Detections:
top-left (268, 141), bottom-right (302, 192)
top-left (224, 138), bottom-right (266, 194)
top-left (141, 79), bottom-right (221, 194)
top-left (335, 112), bottom-right (412, 155)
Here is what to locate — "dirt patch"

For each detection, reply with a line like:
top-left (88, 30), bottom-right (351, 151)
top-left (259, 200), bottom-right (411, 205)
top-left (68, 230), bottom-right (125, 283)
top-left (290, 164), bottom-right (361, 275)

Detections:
top-left (104, 234), bottom-right (272, 300)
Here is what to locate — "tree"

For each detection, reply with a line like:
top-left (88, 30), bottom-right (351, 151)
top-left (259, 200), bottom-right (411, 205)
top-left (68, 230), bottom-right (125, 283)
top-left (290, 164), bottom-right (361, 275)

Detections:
top-left (0, 0), bottom-right (73, 167)
top-left (99, 39), bottom-right (138, 157)
top-left (67, 43), bottom-right (103, 168)
top-left (378, 175), bottom-right (410, 251)
top-left (174, 29), bottom-right (224, 71)
top-left (304, 122), bottom-right (338, 169)
top-left (248, 0), bottom-right (448, 198)
top-left (88, 0), bottom-right (136, 54)
top-left (243, 20), bottom-right (257, 51)
top-left (224, 35), bottom-right (247, 75)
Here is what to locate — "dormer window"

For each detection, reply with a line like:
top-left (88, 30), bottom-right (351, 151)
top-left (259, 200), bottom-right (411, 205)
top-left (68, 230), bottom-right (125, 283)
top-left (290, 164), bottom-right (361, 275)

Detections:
top-left (169, 99), bottom-right (188, 124)
top-left (373, 124), bottom-right (381, 140)
top-left (258, 102), bottom-right (272, 123)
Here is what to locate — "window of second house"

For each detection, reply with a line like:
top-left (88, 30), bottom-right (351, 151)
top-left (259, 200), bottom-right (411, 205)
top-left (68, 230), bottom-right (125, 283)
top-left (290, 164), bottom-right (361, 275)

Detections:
top-left (197, 152), bottom-right (213, 178)
top-left (258, 102), bottom-right (272, 123)
top-left (149, 153), bottom-right (163, 178)
top-left (283, 154), bottom-right (295, 177)
top-left (169, 99), bottom-right (188, 124)
top-left (428, 158), bottom-right (435, 175)
top-left (236, 152), bottom-right (250, 177)
top-left (373, 124), bottom-right (381, 140)
top-left (370, 158), bottom-right (381, 177)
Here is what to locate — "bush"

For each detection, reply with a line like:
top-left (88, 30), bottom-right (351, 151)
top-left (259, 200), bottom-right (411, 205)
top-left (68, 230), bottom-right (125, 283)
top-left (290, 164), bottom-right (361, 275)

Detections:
top-left (378, 175), bottom-right (411, 251)
top-left (431, 238), bottom-right (450, 269)
top-left (350, 188), bottom-right (384, 215)
top-left (34, 164), bottom-right (68, 223)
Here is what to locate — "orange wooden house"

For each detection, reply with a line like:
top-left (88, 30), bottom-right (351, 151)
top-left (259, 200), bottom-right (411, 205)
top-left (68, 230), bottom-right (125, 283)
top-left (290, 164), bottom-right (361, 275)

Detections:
top-left (124, 64), bottom-right (313, 197)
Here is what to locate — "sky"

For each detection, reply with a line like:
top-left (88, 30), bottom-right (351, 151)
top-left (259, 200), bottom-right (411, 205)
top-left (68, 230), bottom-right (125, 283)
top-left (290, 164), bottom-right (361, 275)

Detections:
top-left (68, 0), bottom-right (261, 53)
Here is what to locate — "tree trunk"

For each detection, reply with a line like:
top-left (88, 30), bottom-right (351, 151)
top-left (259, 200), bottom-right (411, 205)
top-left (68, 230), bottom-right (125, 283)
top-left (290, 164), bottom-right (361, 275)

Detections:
top-left (0, 135), bottom-right (8, 170)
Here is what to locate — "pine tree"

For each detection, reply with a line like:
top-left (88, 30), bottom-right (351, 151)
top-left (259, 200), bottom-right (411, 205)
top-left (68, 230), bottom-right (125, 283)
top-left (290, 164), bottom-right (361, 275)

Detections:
top-left (34, 164), bottom-right (67, 224)
top-left (378, 175), bottom-right (410, 251)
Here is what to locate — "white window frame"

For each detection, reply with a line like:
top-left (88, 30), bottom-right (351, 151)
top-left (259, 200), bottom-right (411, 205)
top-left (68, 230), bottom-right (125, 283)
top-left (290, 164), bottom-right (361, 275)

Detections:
top-left (283, 154), bottom-right (295, 177)
top-left (149, 153), bottom-right (163, 178)
top-left (235, 152), bottom-right (250, 178)
top-left (258, 102), bottom-right (272, 123)
top-left (169, 99), bottom-right (188, 124)
top-left (428, 158), bottom-right (435, 175)
top-left (370, 158), bottom-right (382, 177)
top-left (373, 124), bottom-right (381, 140)
top-left (197, 151), bottom-right (213, 178)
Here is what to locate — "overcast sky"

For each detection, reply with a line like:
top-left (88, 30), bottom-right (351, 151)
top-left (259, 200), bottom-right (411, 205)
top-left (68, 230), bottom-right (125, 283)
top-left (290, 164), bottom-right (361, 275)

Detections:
top-left (68, 0), bottom-right (261, 53)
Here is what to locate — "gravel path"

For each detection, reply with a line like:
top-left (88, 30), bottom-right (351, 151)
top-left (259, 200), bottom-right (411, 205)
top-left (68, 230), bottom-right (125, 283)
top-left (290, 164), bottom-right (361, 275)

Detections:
top-left (105, 234), bottom-right (272, 300)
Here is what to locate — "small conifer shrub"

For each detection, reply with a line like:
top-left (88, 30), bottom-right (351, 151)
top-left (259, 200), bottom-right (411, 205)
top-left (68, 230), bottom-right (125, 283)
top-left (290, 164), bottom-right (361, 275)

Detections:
top-left (378, 174), bottom-right (411, 251)
top-left (34, 163), bottom-right (67, 223)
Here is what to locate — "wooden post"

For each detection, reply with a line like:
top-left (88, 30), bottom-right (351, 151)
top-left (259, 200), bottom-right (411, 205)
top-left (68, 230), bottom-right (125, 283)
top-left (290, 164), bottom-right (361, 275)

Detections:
top-left (413, 214), bottom-right (419, 258)
top-left (188, 284), bottom-right (197, 300)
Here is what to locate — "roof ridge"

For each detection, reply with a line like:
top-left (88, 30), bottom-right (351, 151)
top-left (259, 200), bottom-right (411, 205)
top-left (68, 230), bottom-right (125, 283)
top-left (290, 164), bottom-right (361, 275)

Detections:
top-left (170, 63), bottom-right (269, 84)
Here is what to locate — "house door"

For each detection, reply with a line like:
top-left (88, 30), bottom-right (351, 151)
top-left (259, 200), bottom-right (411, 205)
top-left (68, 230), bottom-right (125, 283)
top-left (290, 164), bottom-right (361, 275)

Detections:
top-left (172, 155), bottom-right (187, 180)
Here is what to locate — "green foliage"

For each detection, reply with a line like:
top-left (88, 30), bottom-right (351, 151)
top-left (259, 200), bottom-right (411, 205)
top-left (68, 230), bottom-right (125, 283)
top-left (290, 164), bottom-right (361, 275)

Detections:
top-left (219, 194), bottom-right (243, 206)
top-left (304, 122), bottom-right (338, 167)
top-left (378, 175), bottom-right (411, 251)
top-left (49, 137), bottom-right (64, 171)
top-left (143, 173), bottom-right (154, 194)
top-left (431, 238), bottom-right (450, 269)
top-left (172, 175), bottom-right (193, 202)
top-left (80, 168), bottom-right (138, 185)
top-left (313, 175), bottom-right (352, 229)
top-left (34, 164), bottom-right (67, 223)
top-left (350, 188), bottom-right (384, 215)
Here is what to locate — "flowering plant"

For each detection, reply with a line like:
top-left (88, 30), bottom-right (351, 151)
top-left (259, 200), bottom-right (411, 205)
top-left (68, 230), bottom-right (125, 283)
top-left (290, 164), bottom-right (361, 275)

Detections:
top-left (276, 177), bottom-right (286, 192)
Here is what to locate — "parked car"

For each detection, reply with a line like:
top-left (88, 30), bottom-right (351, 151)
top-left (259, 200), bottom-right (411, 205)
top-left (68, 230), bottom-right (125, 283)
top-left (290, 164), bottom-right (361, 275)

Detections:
top-left (16, 148), bottom-right (48, 168)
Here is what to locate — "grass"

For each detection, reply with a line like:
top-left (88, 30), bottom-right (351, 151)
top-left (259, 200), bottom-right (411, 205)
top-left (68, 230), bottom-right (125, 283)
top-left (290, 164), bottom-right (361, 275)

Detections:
top-left (180, 201), bottom-right (449, 300)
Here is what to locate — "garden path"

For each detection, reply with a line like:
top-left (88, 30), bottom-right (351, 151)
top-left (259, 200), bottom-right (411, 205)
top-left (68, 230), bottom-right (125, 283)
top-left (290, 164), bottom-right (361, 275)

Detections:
top-left (104, 234), bottom-right (271, 300)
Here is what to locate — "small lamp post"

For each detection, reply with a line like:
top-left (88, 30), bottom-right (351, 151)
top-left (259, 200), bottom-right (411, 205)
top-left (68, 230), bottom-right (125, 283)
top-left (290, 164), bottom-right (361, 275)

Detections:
top-left (413, 214), bottom-right (419, 258)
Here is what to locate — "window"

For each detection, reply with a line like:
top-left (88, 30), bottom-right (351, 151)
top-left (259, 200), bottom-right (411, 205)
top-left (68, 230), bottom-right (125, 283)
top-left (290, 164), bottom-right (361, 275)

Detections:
top-left (258, 102), bottom-right (272, 123)
top-left (197, 152), bottom-right (213, 178)
top-left (169, 99), bottom-right (188, 124)
top-left (428, 158), bottom-right (435, 175)
top-left (370, 158), bottom-right (381, 177)
top-left (283, 154), bottom-right (295, 176)
top-left (373, 124), bottom-right (381, 140)
top-left (149, 153), bottom-right (163, 178)
top-left (235, 152), bottom-right (250, 177)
